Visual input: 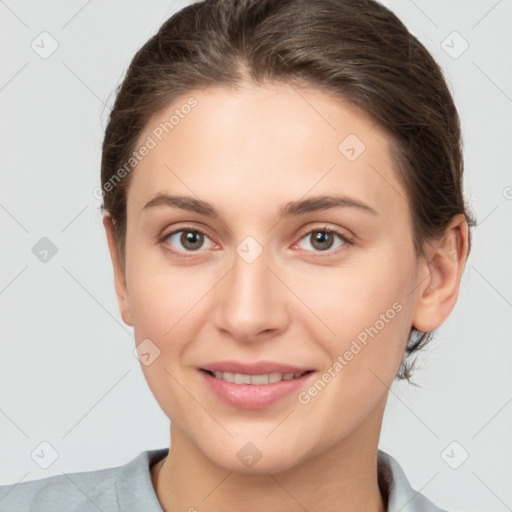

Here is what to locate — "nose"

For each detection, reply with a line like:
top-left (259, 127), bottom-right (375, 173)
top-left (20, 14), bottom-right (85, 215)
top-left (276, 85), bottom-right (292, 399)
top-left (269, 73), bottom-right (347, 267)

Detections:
top-left (212, 246), bottom-right (290, 344)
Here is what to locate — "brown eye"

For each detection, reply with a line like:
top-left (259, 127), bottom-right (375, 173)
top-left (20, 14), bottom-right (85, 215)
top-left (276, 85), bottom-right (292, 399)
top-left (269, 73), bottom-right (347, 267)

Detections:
top-left (164, 229), bottom-right (214, 253)
top-left (295, 228), bottom-right (349, 254)
top-left (180, 231), bottom-right (204, 250)
top-left (310, 230), bottom-right (335, 251)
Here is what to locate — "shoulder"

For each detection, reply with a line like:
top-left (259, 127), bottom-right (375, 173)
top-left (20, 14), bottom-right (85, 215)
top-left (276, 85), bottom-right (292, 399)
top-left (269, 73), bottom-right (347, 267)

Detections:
top-left (378, 450), bottom-right (449, 512)
top-left (0, 466), bottom-right (118, 512)
top-left (0, 448), bottom-right (168, 512)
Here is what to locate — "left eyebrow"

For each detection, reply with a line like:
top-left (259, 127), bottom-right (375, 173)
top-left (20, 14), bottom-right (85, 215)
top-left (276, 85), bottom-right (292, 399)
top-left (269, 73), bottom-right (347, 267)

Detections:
top-left (279, 195), bottom-right (379, 217)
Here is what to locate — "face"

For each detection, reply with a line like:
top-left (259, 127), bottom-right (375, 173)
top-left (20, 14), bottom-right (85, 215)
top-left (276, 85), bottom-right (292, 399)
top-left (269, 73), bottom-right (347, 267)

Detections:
top-left (107, 82), bottom-right (432, 473)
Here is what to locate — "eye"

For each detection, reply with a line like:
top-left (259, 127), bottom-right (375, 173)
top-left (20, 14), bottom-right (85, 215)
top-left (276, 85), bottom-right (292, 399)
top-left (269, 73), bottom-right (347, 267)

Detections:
top-left (160, 227), bottom-right (216, 255)
top-left (294, 226), bottom-right (351, 254)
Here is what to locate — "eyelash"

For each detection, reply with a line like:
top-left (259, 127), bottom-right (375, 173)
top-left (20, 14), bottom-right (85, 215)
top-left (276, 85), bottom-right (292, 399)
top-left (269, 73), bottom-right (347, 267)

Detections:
top-left (157, 225), bottom-right (353, 258)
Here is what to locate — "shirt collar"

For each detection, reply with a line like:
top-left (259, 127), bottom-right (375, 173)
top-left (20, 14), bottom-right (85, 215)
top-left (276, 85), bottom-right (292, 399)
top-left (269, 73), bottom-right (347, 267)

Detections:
top-left (116, 448), bottom-right (446, 512)
top-left (378, 450), bottom-right (447, 511)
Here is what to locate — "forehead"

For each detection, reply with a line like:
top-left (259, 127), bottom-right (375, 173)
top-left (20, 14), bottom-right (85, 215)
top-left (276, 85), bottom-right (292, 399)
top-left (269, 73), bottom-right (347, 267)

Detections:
top-left (126, 82), bottom-right (406, 220)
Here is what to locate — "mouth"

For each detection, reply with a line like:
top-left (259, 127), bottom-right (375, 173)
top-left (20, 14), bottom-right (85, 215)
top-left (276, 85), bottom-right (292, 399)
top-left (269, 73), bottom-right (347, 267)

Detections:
top-left (198, 363), bottom-right (316, 409)
top-left (200, 368), bottom-right (313, 385)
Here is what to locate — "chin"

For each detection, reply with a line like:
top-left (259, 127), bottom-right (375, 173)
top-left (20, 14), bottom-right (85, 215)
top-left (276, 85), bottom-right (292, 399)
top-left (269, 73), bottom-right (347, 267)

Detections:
top-left (197, 434), bottom-right (310, 475)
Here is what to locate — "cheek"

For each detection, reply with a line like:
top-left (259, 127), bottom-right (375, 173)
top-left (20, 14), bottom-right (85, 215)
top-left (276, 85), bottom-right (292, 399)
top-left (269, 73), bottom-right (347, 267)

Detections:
top-left (126, 236), bottom-right (204, 340)
top-left (292, 257), bottom-right (414, 440)
top-left (125, 243), bottom-right (219, 407)
top-left (129, 271), bottom-right (207, 368)
top-left (127, 265), bottom-right (201, 425)
top-left (301, 248), bottom-right (416, 372)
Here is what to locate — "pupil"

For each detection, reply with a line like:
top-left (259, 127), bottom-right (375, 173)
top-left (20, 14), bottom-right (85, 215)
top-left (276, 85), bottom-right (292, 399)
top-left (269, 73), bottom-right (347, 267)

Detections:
top-left (312, 231), bottom-right (333, 251)
top-left (182, 231), bottom-right (203, 250)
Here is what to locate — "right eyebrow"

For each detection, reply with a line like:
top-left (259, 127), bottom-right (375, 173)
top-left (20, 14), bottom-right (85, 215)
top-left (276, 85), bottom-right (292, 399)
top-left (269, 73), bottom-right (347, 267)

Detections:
top-left (142, 194), bottom-right (221, 217)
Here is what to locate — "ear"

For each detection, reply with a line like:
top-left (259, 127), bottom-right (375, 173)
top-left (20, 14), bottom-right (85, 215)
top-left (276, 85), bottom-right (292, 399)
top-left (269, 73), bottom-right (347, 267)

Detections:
top-left (412, 214), bottom-right (469, 332)
top-left (102, 214), bottom-right (133, 326)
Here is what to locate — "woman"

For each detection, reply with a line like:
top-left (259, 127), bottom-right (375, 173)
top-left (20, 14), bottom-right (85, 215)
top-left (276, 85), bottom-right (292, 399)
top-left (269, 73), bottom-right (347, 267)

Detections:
top-left (0, 0), bottom-right (475, 510)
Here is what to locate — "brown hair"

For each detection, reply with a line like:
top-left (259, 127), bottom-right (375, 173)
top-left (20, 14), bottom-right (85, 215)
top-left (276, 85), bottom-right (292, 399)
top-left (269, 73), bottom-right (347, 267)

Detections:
top-left (100, 0), bottom-right (476, 380)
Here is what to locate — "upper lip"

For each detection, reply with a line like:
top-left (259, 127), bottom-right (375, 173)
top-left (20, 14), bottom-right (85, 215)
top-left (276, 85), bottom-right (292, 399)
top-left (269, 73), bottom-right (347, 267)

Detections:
top-left (200, 361), bottom-right (313, 375)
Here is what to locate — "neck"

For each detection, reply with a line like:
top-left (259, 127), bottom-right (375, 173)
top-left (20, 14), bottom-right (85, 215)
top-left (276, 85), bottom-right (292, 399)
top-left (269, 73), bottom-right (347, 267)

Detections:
top-left (153, 418), bottom-right (387, 512)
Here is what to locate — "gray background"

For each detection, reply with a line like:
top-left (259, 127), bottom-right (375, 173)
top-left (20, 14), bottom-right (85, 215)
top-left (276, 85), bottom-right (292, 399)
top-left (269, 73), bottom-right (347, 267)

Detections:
top-left (1, 1), bottom-right (511, 510)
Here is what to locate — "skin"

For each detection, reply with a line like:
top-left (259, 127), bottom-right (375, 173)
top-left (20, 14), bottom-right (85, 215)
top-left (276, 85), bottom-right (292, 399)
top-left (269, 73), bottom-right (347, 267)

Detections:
top-left (103, 82), bottom-right (469, 512)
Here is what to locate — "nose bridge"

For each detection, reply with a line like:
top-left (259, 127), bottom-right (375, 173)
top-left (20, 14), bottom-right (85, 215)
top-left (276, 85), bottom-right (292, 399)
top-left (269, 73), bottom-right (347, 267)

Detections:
top-left (213, 241), bottom-right (288, 342)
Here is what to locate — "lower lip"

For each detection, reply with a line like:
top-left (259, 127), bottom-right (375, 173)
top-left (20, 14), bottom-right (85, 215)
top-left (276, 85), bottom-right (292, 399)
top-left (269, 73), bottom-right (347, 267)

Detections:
top-left (200, 370), bottom-right (314, 410)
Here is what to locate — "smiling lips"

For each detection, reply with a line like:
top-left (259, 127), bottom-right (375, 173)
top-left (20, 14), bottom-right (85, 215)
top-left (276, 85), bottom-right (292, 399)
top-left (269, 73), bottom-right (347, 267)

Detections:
top-left (199, 361), bottom-right (314, 409)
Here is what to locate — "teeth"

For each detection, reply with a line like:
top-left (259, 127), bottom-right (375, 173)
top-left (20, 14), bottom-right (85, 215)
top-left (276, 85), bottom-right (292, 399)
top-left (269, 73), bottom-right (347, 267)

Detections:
top-left (209, 370), bottom-right (305, 384)
top-left (251, 374), bottom-right (269, 385)
top-left (223, 372), bottom-right (234, 382)
top-left (234, 373), bottom-right (251, 384)
top-left (269, 372), bottom-right (282, 383)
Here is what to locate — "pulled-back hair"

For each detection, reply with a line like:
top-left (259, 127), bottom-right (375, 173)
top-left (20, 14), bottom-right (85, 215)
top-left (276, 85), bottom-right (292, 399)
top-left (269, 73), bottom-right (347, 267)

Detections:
top-left (100, 0), bottom-right (476, 380)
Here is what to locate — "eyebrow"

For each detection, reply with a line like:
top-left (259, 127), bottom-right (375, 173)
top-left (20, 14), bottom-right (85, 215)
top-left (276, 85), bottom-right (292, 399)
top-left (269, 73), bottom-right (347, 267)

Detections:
top-left (142, 194), bottom-right (378, 218)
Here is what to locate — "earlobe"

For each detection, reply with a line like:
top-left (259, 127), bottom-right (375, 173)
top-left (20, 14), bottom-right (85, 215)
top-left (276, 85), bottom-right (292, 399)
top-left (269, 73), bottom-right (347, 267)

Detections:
top-left (102, 214), bottom-right (133, 327)
top-left (412, 215), bottom-right (469, 332)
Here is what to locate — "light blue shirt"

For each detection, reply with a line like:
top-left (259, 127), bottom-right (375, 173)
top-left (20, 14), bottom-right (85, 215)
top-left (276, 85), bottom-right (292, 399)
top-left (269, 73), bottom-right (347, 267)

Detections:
top-left (0, 448), bottom-right (447, 511)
